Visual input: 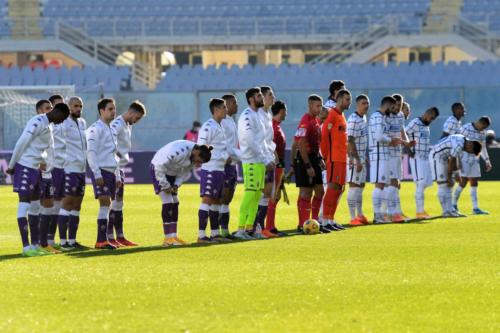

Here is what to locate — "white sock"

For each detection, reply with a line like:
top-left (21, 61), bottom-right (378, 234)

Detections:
top-left (453, 186), bottom-right (464, 206)
top-left (28, 200), bottom-right (40, 216)
top-left (198, 230), bottom-right (206, 238)
top-left (386, 186), bottom-right (396, 215)
top-left (259, 197), bottom-right (269, 206)
top-left (372, 188), bottom-right (383, 214)
top-left (219, 205), bottom-right (230, 232)
top-left (356, 187), bottom-right (364, 217)
top-left (438, 184), bottom-right (448, 213)
top-left (347, 188), bottom-right (357, 219)
top-left (470, 187), bottom-right (478, 209)
top-left (381, 188), bottom-right (388, 215)
top-left (394, 188), bottom-right (402, 214)
top-left (18, 202), bottom-right (30, 219)
top-left (415, 181), bottom-right (426, 213)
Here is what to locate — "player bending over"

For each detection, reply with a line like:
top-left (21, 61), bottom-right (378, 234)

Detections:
top-left (7, 102), bottom-right (69, 257)
top-left (346, 94), bottom-right (370, 226)
top-left (429, 134), bottom-right (481, 216)
top-left (150, 140), bottom-right (212, 246)
top-left (453, 116), bottom-right (492, 215)
top-left (109, 101), bottom-right (146, 246)
top-left (405, 107), bottom-right (439, 219)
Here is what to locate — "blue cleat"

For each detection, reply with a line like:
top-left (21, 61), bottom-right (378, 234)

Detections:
top-left (472, 208), bottom-right (489, 215)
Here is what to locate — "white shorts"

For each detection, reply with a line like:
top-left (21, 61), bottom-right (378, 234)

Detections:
top-left (370, 159), bottom-right (389, 184)
top-left (459, 154), bottom-right (481, 178)
top-left (347, 162), bottom-right (367, 185)
top-left (387, 156), bottom-right (402, 180)
top-left (431, 158), bottom-right (448, 182)
top-left (409, 158), bottom-right (433, 186)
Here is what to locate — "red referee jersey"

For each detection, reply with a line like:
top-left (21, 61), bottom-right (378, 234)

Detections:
top-left (272, 119), bottom-right (286, 165)
top-left (294, 112), bottom-right (321, 155)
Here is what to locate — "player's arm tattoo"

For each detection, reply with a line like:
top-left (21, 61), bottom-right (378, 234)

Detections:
top-left (347, 136), bottom-right (359, 161)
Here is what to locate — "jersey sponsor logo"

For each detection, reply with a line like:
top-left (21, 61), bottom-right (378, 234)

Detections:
top-left (295, 128), bottom-right (306, 137)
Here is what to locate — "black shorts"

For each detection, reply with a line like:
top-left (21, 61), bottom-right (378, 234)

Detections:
top-left (294, 154), bottom-right (324, 188)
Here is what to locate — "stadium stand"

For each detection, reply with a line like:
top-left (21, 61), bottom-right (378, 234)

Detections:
top-left (156, 61), bottom-right (500, 92)
top-left (0, 65), bottom-right (130, 91)
top-left (462, 0), bottom-right (500, 32)
top-left (39, 0), bottom-right (431, 37)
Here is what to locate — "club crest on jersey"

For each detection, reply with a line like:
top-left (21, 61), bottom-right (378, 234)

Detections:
top-left (328, 123), bottom-right (333, 130)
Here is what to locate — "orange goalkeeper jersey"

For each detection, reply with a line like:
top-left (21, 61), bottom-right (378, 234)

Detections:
top-left (320, 107), bottom-right (348, 163)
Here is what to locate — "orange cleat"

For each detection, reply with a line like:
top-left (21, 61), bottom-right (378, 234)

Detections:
top-left (41, 245), bottom-right (61, 254)
top-left (108, 239), bottom-right (123, 248)
top-left (163, 237), bottom-right (188, 246)
top-left (350, 218), bottom-right (365, 226)
top-left (94, 241), bottom-right (117, 250)
top-left (357, 215), bottom-right (369, 225)
top-left (391, 214), bottom-right (405, 223)
top-left (116, 237), bottom-right (138, 247)
top-left (262, 229), bottom-right (278, 238)
top-left (416, 211), bottom-right (431, 219)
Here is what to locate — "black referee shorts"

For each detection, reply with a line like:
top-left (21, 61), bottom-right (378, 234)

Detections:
top-left (294, 154), bottom-right (324, 188)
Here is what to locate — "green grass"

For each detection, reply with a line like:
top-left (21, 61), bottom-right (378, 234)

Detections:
top-left (0, 182), bottom-right (499, 332)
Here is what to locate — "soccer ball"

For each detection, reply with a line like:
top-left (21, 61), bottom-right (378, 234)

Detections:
top-left (303, 219), bottom-right (320, 235)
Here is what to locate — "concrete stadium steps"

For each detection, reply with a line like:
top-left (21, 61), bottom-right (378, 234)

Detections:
top-left (8, 0), bottom-right (42, 39)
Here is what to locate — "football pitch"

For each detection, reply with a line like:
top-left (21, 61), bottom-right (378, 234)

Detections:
top-left (0, 182), bottom-right (498, 332)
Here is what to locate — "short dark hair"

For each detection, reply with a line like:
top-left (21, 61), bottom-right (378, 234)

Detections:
top-left (308, 94), bottom-right (323, 103)
top-left (129, 100), bottom-right (146, 114)
top-left (381, 96), bottom-right (397, 106)
top-left (478, 116), bottom-right (491, 127)
top-left (209, 98), bottom-right (225, 114)
top-left (193, 121), bottom-right (201, 128)
top-left (260, 86), bottom-right (272, 96)
top-left (271, 100), bottom-right (286, 116)
top-left (336, 89), bottom-right (351, 100)
top-left (194, 144), bottom-right (213, 163)
top-left (426, 106), bottom-right (440, 117)
top-left (36, 99), bottom-right (51, 111)
top-left (48, 94), bottom-right (64, 105)
top-left (451, 102), bottom-right (464, 113)
top-left (392, 94), bottom-right (403, 102)
top-left (97, 98), bottom-right (115, 113)
top-left (356, 94), bottom-right (369, 103)
top-left (470, 140), bottom-right (482, 155)
top-left (246, 87), bottom-right (261, 104)
top-left (329, 80), bottom-right (345, 97)
top-left (52, 102), bottom-right (70, 117)
top-left (221, 94), bottom-right (235, 102)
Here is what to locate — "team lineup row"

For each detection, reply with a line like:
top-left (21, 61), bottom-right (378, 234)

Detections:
top-left (5, 82), bottom-right (492, 256)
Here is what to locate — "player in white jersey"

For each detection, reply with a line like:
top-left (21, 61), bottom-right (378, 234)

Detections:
top-left (429, 135), bottom-right (482, 216)
top-left (405, 107), bottom-right (439, 219)
top-left (453, 116), bottom-right (492, 215)
top-left (236, 87), bottom-right (275, 240)
top-left (346, 95), bottom-right (370, 226)
top-left (220, 94), bottom-right (241, 238)
top-left (252, 86), bottom-right (277, 238)
top-left (55, 97), bottom-right (88, 250)
top-left (324, 80), bottom-right (346, 109)
top-left (46, 94), bottom-right (65, 247)
top-left (7, 102), bottom-right (69, 257)
top-left (108, 101), bottom-right (146, 247)
top-left (150, 141), bottom-right (212, 246)
top-left (196, 98), bottom-right (231, 244)
top-left (402, 101), bottom-right (411, 120)
top-left (86, 98), bottom-right (122, 250)
top-left (368, 96), bottom-right (402, 224)
top-left (442, 103), bottom-right (466, 138)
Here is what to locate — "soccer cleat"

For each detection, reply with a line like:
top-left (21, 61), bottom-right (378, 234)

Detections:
top-left (50, 243), bottom-right (62, 250)
top-left (22, 247), bottom-right (44, 257)
top-left (472, 208), bottom-right (489, 215)
top-left (324, 223), bottom-right (336, 231)
top-left (330, 222), bottom-right (345, 231)
top-left (442, 211), bottom-right (456, 217)
top-left (41, 245), bottom-right (61, 254)
top-left (391, 214), bottom-right (405, 223)
top-left (373, 214), bottom-right (388, 224)
top-left (252, 231), bottom-right (267, 239)
top-left (357, 215), bottom-right (369, 225)
top-left (452, 204), bottom-right (459, 212)
top-left (416, 211), bottom-right (432, 219)
top-left (116, 237), bottom-right (138, 247)
top-left (269, 228), bottom-right (287, 237)
top-left (233, 230), bottom-right (253, 240)
top-left (211, 235), bottom-right (231, 243)
top-left (319, 225), bottom-right (331, 233)
top-left (60, 243), bottom-right (75, 251)
top-left (197, 236), bottom-right (215, 244)
top-left (163, 237), bottom-right (188, 246)
top-left (262, 229), bottom-right (278, 238)
top-left (107, 239), bottom-right (123, 248)
top-left (297, 225), bottom-right (304, 233)
top-left (36, 246), bottom-right (55, 255)
top-left (94, 241), bottom-right (117, 250)
top-left (350, 218), bottom-right (365, 226)
top-left (71, 242), bottom-right (90, 250)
